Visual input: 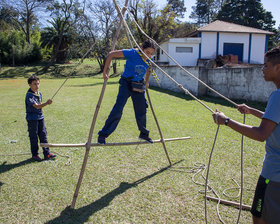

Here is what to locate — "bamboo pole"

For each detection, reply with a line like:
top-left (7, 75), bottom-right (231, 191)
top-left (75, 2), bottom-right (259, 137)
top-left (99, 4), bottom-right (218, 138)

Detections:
top-left (146, 89), bottom-right (172, 166)
top-left (70, 1), bottom-right (129, 209)
top-left (41, 137), bottom-right (190, 148)
top-left (205, 196), bottom-right (251, 211)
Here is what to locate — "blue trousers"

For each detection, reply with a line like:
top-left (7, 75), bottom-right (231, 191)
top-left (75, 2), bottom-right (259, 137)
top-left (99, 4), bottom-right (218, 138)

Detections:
top-left (27, 119), bottom-right (50, 156)
top-left (99, 78), bottom-right (149, 137)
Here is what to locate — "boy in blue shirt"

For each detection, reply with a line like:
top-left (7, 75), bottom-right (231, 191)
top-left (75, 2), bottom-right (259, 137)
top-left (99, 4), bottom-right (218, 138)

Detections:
top-left (213, 46), bottom-right (280, 224)
top-left (25, 75), bottom-right (56, 162)
top-left (98, 39), bottom-right (155, 144)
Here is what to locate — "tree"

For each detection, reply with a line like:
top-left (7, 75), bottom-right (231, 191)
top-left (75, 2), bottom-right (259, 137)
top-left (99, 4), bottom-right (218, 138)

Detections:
top-left (0, 0), bottom-right (52, 44)
top-left (190, 0), bottom-right (225, 25)
top-left (216, 0), bottom-right (275, 32)
top-left (167, 0), bottom-right (186, 18)
top-left (45, 0), bottom-right (84, 66)
top-left (86, 0), bottom-right (120, 72)
top-left (41, 17), bottom-right (73, 63)
top-left (129, 0), bottom-right (179, 43)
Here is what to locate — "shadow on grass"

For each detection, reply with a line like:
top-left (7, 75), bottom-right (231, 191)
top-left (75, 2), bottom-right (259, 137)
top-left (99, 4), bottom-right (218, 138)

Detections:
top-left (150, 86), bottom-right (267, 111)
top-left (46, 159), bottom-right (183, 224)
top-left (0, 158), bottom-right (34, 175)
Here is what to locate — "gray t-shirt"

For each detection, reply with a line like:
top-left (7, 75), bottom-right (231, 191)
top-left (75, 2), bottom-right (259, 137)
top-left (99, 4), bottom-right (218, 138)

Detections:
top-left (261, 89), bottom-right (280, 182)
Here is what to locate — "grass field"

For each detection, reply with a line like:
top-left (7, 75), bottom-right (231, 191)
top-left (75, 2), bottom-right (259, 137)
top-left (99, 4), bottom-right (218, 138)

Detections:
top-left (0, 64), bottom-right (267, 223)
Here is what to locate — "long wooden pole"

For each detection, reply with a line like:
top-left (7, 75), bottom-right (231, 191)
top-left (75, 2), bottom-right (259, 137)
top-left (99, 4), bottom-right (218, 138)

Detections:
top-left (70, 1), bottom-right (129, 209)
top-left (146, 89), bottom-right (172, 166)
top-left (41, 137), bottom-right (190, 148)
top-left (205, 196), bottom-right (251, 211)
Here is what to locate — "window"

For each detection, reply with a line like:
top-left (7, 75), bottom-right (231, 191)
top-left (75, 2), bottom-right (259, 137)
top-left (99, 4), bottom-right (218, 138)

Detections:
top-left (176, 47), bottom-right (193, 53)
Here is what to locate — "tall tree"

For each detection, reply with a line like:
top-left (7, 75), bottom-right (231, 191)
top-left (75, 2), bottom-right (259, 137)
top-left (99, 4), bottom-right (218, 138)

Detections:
top-left (129, 0), bottom-right (178, 43)
top-left (167, 0), bottom-right (186, 18)
top-left (190, 0), bottom-right (225, 25)
top-left (216, 0), bottom-right (275, 31)
top-left (0, 0), bottom-right (51, 44)
top-left (45, 0), bottom-right (84, 65)
top-left (86, 0), bottom-right (118, 71)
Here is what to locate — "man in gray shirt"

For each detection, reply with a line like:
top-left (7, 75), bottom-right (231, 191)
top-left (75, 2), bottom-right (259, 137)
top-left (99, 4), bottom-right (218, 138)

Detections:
top-left (213, 46), bottom-right (280, 224)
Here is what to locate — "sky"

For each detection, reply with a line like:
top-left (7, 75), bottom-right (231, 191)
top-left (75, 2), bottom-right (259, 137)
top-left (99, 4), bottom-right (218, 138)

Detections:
top-left (156, 0), bottom-right (280, 28)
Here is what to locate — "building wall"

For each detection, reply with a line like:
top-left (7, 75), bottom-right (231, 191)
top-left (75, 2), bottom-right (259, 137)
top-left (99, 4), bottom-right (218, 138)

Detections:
top-left (201, 32), bottom-right (217, 59)
top-left (150, 66), bottom-right (275, 103)
top-left (250, 34), bottom-right (266, 64)
top-left (168, 42), bottom-right (200, 66)
top-left (158, 42), bottom-right (169, 63)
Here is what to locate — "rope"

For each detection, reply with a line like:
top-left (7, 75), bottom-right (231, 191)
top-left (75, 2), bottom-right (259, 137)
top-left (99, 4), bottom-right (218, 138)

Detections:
top-left (126, 9), bottom-right (238, 108)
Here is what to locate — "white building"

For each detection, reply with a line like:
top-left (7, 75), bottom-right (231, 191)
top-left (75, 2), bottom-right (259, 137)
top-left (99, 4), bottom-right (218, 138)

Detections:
top-left (156, 20), bottom-right (274, 66)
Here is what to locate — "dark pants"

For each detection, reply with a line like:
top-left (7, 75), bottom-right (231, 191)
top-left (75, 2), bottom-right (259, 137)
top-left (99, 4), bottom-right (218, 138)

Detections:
top-left (27, 119), bottom-right (50, 156)
top-left (98, 78), bottom-right (149, 137)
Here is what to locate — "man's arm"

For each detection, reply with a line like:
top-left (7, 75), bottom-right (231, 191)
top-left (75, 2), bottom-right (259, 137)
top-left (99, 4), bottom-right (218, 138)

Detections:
top-left (103, 50), bottom-right (124, 80)
top-left (213, 111), bottom-right (277, 142)
top-left (237, 104), bottom-right (264, 119)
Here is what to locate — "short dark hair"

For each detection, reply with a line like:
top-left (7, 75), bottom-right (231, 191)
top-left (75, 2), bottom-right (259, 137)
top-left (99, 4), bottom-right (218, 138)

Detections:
top-left (28, 75), bottom-right (40, 84)
top-left (141, 39), bottom-right (156, 50)
top-left (265, 46), bottom-right (280, 65)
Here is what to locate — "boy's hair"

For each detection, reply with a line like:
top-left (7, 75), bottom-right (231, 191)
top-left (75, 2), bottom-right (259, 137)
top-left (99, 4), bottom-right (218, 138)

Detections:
top-left (28, 75), bottom-right (40, 84)
top-left (265, 46), bottom-right (280, 65)
top-left (141, 39), bottom-right (156, 50)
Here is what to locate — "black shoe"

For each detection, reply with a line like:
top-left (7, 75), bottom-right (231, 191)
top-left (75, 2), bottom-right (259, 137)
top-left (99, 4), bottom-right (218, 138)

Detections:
top-left (32, 155), bottom-right (42, 162)
top-left (44, 153), bottom-right (56, 160)
top-left (98, 135), bottom-right (106, 144)
top-left (139, 133), bottom-right (153, 143)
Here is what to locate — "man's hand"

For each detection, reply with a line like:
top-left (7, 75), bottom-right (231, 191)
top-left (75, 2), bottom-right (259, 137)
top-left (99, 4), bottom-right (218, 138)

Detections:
top-left (47, 99), bottom-right (52, 105)
top-left (237, 104), bottom-right (251, 114)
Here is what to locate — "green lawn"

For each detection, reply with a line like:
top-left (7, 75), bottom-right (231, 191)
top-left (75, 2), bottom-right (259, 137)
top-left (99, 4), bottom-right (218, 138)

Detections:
top-left (0, 72), bottom-right (267, 223)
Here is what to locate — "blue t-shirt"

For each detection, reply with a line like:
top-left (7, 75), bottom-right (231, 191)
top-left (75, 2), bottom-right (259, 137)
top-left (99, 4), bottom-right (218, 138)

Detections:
top-left (261, 89), bottom-right (280, 182)
top-left (122, 48), bottom-right (150, 82)
top-left (25, 88), bottom-right (44, 120)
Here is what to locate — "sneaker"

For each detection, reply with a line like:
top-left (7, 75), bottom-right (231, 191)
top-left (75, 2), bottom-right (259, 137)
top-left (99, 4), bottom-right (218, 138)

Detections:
top-left (139, 133), bottom-right (153, 143)
top-left (32, 155), bottom-right (42, 162)
top-left (44, 153), bottom-right (56, 160)
top-left (98, 135), bottom-right (106, 144)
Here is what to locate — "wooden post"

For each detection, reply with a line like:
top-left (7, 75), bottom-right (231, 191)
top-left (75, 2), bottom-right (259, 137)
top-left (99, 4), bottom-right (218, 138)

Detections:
top-left (205, 195), bottom-right (251, 211)
top-left (70, 1), bottom-right (129, 209)
top-left (41, 137), bottom-right (190, 148)
top-left (146, 89), bottom-right (172, 166)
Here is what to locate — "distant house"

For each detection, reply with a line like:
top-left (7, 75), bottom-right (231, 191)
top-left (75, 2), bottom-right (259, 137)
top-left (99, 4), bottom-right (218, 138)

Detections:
top-left (156, 20), bottom-right (274, 66)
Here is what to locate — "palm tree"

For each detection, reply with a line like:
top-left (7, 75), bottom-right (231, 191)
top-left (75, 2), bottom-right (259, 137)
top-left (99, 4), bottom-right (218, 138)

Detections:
top-left (41, 17), bottom-right (73, 63)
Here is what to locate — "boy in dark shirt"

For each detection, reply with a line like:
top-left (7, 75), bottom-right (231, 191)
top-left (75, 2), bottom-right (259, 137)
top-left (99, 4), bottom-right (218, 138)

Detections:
top-left (25, 75), bottom-right (56, 162)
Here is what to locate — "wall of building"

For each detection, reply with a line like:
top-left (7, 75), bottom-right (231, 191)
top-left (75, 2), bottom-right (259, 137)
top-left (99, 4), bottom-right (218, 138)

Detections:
top-left (150, 66), bottom-right (276, 103)
top-left (201, 32), bottom-right (217, 59)
top-left (250, 34), bottom-right (266, 64)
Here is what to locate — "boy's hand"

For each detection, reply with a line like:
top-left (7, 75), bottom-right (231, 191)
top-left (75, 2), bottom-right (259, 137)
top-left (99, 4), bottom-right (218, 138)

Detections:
top-left (103, 68), bottom-right (109, 80)
top-left (237, 104), bottom-right (251, 114)
top-left (47, 99), bottom-right (52, 105)
top-left (145, 82), bottom-right (149, 89)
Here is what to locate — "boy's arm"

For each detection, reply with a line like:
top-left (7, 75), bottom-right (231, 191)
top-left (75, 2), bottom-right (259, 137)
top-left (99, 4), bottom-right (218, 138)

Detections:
top-left (213, 111), bottom-right (277, 142)
top-left (33, 99), bottom-right (52, 109)
top-left (145, 68), bottom-right (151, 89)
top-left (103, 50), bottom-right (124, 80)
top-left (237, 104), bottom-right (264, 119)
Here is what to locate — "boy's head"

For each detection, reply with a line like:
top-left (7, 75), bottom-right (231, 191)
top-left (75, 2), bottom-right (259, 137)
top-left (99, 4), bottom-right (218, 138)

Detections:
top-left (28, 75), bottom-right (40, 92)
top-left (141, 39), bottom-right (156, 59)
top-left (265, 46), bottom-right (280, 66)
